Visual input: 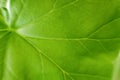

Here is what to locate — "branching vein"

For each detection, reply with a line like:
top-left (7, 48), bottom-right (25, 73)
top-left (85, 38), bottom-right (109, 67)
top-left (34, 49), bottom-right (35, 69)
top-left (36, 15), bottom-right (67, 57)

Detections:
top-left (18, 33), bottom-right (74, 80)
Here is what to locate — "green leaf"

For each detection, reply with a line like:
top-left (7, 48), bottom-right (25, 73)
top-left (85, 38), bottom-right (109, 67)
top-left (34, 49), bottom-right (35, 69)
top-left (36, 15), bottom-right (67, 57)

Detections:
top-left (0, 0), bottom-right (7, 7)
top-left (0, 0), bottom-right (120, 80)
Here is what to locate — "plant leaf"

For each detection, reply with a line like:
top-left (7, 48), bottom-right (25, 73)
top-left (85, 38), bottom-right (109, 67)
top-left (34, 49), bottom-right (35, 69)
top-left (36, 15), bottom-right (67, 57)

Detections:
top-left (0, 0), bottom-right (120, 80)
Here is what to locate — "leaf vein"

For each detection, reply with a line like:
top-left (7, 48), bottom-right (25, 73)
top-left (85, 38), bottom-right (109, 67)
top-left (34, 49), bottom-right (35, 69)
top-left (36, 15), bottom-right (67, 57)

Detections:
top-left (17, 33), bottom-right (74, 80)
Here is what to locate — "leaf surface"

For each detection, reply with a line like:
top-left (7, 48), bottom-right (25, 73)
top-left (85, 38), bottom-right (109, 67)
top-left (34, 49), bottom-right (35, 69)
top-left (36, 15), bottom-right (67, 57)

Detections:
top-left (0, 0), bottom-right (120, 80)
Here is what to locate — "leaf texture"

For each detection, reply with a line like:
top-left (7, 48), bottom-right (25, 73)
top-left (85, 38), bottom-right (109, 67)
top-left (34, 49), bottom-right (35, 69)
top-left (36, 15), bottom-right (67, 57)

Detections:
top-left (0, 0), bottom-right (120, 80)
